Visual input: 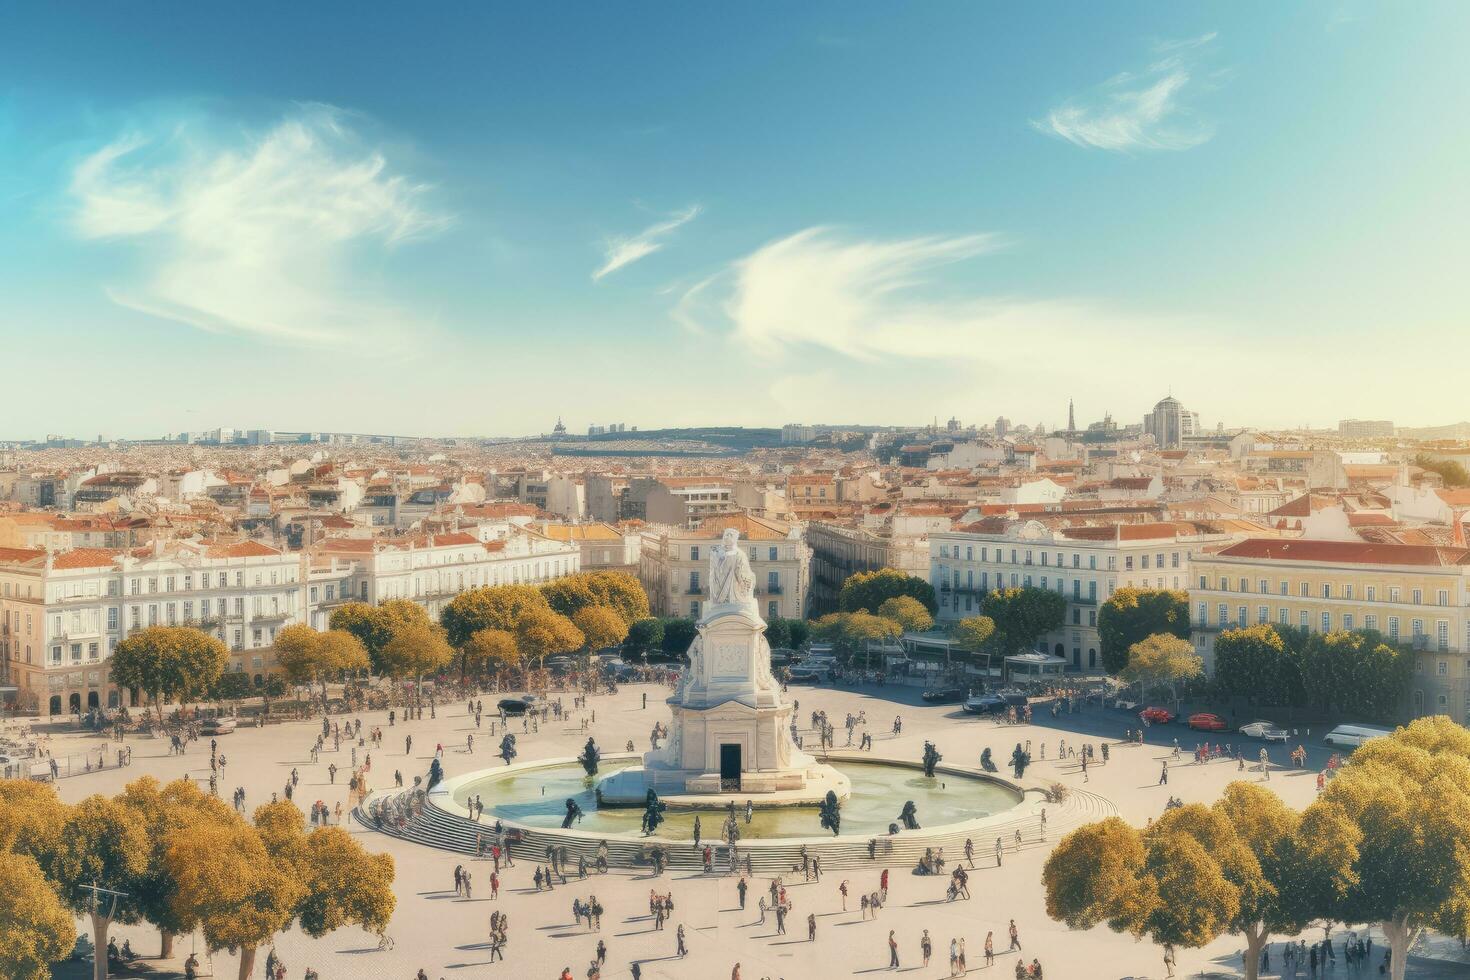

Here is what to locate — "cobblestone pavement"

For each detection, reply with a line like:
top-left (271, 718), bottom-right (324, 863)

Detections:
top-left (23, 682), bottom-right (1465, 979)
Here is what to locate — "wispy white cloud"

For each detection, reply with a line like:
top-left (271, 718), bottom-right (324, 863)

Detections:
top-left (673, 226), bottom-right (1179, 362)
top-left (1034, 35), bottom-right (1218, 152)
top-left (69, 105), bottom-right (449, 348)
top-left (592, 205), bottom-right (700, 281)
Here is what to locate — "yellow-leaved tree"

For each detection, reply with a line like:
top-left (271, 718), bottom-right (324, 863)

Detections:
top-left (464, 628), bottom-right (520, 675)
top-left (49, 795), bottom-right (152, 980)
top-left (514, 607), bottom-right (584, 668)
top-left (117, 776), bottom-right (238, 958)
top-left (573, 605), bottom-right (630, 652)
top-left (0, 851), bottom-right (75, 980)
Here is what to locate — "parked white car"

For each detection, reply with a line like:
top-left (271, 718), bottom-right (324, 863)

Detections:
top-left (1238, 720), bottom-right (1289, 742)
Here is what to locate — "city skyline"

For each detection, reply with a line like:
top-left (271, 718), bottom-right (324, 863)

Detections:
top-left (3, 4), bottom-right (1467, 438)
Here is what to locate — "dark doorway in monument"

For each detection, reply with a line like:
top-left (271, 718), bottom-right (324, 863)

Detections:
top-left (720, 743), bottom-right (742, 790)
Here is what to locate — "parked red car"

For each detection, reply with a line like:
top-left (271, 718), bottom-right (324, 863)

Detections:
top-left (1139, 706), bottom-right (1174, 724)
top-left (1187, 712), bottom-right (1229, 732)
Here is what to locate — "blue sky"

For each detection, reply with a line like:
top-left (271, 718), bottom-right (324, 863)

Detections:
top-left (1, 3), bottom-right (1465, 439)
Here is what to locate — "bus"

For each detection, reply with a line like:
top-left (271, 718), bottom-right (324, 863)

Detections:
top-left (1322, 723), bottom-right (1393, 749)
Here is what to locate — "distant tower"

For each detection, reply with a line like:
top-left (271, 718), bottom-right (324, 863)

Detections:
top-left (1068, 399), bottom-right (1075, 433)
top-left (552, 417), bottom-right (567, 438)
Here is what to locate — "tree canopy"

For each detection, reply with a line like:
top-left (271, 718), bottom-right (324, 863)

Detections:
top-left (514, 607), bottom-right (584, 666)
top-left (1213, 624), bottom-right (1411, 721)
top-left (109, 626), bottom-right (228, 719)
top-left (659, 618), bottom-right (697, 656)
top-left (463, 628), bottom-right (520, 673)
top-left (1304, 716), bottom-right (1470, 980)
top-left (379, 623), bottom-right (454, 682)
top-left (1121, 633), bottom-right (1202, 704)
top-left (811, 611), bottom-right (901, 663)
top-left (573, 604), bottom-right (629, 652)
top-left (439, 584), bottom-right (550, 648)
top-left (1045, 785), bottom-right (1346, 980)
top-left (0, 852), bottom-right (74, 980)
top-left (273, 625), bottom-right (368, 694)
top-left (951, 615), bottom-right (997, 653)
top-left (624, 617), bottom-right (664, 658)
top-left (540, 571), bottom-right (649, 626)
top-left (981, 587), bottom-right (1066, 655)
top-left (877, 595), bottom-right (934, 633)
top-left (329, 600), bottom-right (431, 675)
top-left (1098, 588), bottom-right (1190, 675)
top-left (838, 567), bottom-right (937, 615)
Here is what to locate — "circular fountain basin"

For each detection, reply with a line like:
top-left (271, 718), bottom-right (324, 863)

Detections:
top-left (450, 756), bottom-right (1022, 839)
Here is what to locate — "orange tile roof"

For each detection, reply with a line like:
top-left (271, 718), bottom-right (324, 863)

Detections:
top-left (1216, 538), bottom-right (1470, 567)
top-left (204, 541), bottom-right (282, 559)
top-left (0, 546), bottom-right (45, 564)
top-left (52, 548), bottom-right (122, 570)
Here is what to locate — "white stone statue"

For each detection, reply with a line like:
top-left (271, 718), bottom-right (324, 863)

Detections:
top-left (709, 527), bottom-right (757, 614)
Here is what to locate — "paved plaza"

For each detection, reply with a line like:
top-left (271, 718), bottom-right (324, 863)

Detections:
top-left (23, 682), bottom-right (1468, 979)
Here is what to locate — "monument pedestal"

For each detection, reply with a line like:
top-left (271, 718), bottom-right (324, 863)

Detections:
top-left (597, 599), bottom-right (847, 808)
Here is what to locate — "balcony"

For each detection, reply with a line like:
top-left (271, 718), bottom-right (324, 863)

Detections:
top-left (685, 587), bottom-right (705, 596)
top-left (759, 585), bottom-right (784, 596)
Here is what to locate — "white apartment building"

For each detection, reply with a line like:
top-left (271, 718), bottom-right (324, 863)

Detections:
top-left (0, 540), bottom-right (305, 715)
top-left (1, 522), bottom-right (584, 716)
top-left (309, 526), bottom-right (580, 626)
top-left (640, 515), bottom-right (810, 622)
top-left (930, 520), bottom-right (1231, 673)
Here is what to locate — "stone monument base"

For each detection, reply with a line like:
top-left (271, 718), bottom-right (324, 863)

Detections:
top-left (595, 762), bottom-right (851, 809)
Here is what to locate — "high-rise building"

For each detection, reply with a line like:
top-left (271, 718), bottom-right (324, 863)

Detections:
top-left (1338, 419), bottom-right (1395, 439)
top-left (1143, 396), bottom-right (1189, 450)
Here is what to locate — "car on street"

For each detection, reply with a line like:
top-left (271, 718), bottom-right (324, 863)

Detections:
top-left (1239, 720), bottom-right (1289, 742)
top-left (920, 686), bottom-right (967, 704)
top-left (963, 689), bottom-right (1028, 714)
top-left (1139, 706), bottom-right (1175, 724)
top-left (497, 697), bottom-right (535, 715)
top-left (786, 667), bottom-right (825, 684)
top-left (1186, 712), bottom-right (1229, 732)
top-left (199, 717), bottom-right (237, 736)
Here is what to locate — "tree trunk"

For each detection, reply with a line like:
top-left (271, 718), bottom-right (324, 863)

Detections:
top-left (1382, 918), bottom-right (1417, 980)
top-left (237, 944), bottom-right (257, 980)
top-left (91, 913), bottom-right (110, 980)
top-left (1241, 926), bottom-right (1268, 980)
top-left (159, 929), bottom-right (173, 959)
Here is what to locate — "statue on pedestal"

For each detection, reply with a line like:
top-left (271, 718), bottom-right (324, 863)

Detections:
top-left (499, 733), bottom-right (517, 765)
top-left (561, 798), bottom-right (584, 829)
top-left (709, 527), bottom-right (758, 616)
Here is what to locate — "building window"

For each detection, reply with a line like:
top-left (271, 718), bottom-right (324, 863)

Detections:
top-left (690, 546), bottom-right (699, 562)
top-left (1365, 614), bottom-right (1377, 631)
top-left (1320, 612), bottom-right (1331, 632)
top-left (1367, 586), bottom-right (1376, 602)
top-left (1343, 614), bottom-right (1354, 630)
top-left (1196, 602), bottom-right (1207, 625)
top-left (689, 600), bottom-right (700, 619)
top-left (1388, 617), bottom-right (1399, 640)
top-left (1257, 606), bottom-right (1268, 625)
top-left (1438, 590), bottom-right (1450, 607)
top-left (1258, 579), bottom-right (1269, 595)
top-left (1438, 660), bottom-right (1449, 676)
top-left (768, 600), bottom-right (778, 620)
top-left (1278, 608), bottom-right (1288, 625)
top-left (1279, 581), bottom-right (1288, 596)
top-left (1198, 575), bottom-right (1207, 590)
top-left (1438, 621), bottom-right (1449, 652)
top-left (1300, 582), bottom-right (1310, 597)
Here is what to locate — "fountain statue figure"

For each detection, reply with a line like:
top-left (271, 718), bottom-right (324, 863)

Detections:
top-left (578, 737), bottom-right (601, 777)
top-left (921, 741), bottom-right (942, 778)
top-left (819, 790), bottom-right (842, 836)
top-left (561, 798), bottom-right (584, 829)
top-left (898, 800), bottom-right (920, 830)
